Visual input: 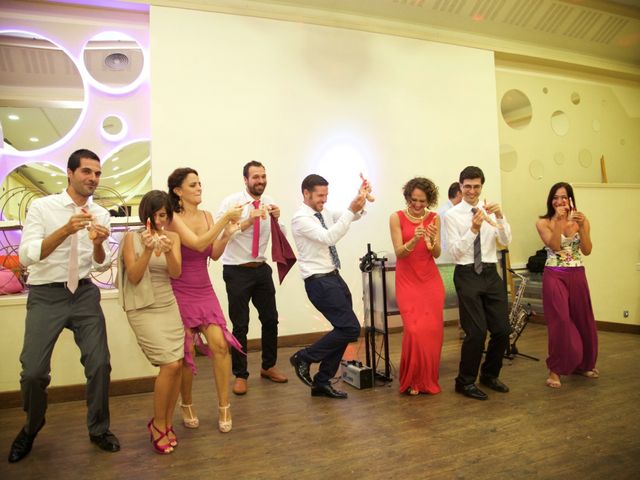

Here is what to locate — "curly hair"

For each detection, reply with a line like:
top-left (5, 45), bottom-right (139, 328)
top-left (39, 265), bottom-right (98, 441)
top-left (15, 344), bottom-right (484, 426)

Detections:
top-left (167, 167), bottom-right (198, 213)
top-left (402, 177), bottom-right (439, 208)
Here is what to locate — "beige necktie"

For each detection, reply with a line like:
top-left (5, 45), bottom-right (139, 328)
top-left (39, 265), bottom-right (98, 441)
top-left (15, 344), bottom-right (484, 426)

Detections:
top-left (67, 206), bottom-right (83, 293)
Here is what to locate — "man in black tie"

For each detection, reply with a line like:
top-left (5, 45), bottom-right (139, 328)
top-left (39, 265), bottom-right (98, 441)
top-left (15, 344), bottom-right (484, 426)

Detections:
top-left (289, 174), bottom-right (367, 399)
top-left (443, 166), bottom-right (512, 400)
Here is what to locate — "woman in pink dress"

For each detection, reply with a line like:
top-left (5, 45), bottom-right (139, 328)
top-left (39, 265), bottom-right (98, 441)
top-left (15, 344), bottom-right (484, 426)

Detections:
top-left (389, 177), bottom-right (445, 395)
top-left (167, 168), bottom-right (243, 433)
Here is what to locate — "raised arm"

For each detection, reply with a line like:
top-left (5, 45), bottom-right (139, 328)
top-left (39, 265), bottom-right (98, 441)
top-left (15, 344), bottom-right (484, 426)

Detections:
top-left (575, 213), bottom-right (592, 255)
top-left (170, 206), bottom-right (242, 253)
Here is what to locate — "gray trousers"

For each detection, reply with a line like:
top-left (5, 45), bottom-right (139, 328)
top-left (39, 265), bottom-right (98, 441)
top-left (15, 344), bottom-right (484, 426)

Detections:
top-left (19, 282), bottom-right (111, 436)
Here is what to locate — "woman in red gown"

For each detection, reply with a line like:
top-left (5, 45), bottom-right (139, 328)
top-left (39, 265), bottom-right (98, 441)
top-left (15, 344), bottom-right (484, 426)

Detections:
top-left (389, 177), bottom-right (445, 395)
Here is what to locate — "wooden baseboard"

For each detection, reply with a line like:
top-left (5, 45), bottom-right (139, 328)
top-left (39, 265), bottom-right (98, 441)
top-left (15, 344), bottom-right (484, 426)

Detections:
top-left (596, 321), bottom-right (640, 334)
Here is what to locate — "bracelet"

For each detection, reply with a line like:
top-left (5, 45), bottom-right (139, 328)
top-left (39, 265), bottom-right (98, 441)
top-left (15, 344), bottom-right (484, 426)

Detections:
top-left (403, 243), bottom-right (414, 253)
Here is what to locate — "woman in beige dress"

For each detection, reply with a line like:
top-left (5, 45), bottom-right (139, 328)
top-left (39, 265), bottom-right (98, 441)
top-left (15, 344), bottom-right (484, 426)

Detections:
top-left (119, 190), bottom-right (183, 454)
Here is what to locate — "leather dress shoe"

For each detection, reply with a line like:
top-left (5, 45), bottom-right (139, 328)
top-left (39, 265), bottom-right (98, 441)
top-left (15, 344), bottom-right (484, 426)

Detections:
top-left (233, 377), bottom-right (248, 395)
top-left (289, 353), bottom-right (312, 387)
top-left (260, 367), bottom-right (288, 383)
top-left (8, 419), bottom-right (45, 463)
top-left (311, 384), bottom-right (348, 399)
top-left (455, 383), bottom-right (488, 400)
top-left (480, 376), bottom-right (510, 393)
top-left (89, 430), bottom-right (120, 452)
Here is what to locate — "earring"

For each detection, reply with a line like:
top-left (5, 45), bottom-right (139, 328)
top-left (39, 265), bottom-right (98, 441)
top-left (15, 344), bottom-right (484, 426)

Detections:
top-left (178, 197), bottom-right (183, 209)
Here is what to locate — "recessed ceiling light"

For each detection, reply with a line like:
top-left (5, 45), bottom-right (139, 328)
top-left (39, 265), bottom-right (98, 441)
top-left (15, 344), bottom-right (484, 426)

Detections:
top-left (56, 181), bottom-right (63, 185)
top-left (115, 181), bottom-right (121, 185)
top-left (8, 114), bottom-right (20, 121)
top-left (112, 166), bottom-right (120, 171)
top-left (29, 137), bottom-right (39, 142)
top-left (114, 174), bottom-right (120, 179)
top-left (50, 173), bottom-right (57, 177)
top-left (111, 156), bottom-right (119, 162)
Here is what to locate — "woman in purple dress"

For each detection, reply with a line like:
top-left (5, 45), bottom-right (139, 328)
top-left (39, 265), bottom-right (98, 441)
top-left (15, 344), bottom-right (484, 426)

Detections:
top-left (167, 168), bottom-right (243, 432)
top-left (536, 182), bottom-right (598, 389)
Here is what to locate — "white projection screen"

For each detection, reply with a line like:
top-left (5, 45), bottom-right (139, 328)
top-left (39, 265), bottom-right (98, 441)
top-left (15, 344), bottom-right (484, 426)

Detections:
top-left (150, 6), bottom-right (501, 336)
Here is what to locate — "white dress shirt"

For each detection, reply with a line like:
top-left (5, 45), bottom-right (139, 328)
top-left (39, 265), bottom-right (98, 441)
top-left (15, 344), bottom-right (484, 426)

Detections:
top-left (19, 190), bottom-right (112, 285)
top-left (443, 199), bottom-right (512, 265)
top-left (291, 204), bottom-right (359, 279)
top-left (216, 190), bottom-right (286, 265)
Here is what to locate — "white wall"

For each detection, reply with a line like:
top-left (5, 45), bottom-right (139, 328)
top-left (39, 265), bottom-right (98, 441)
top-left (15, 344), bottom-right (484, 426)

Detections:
top-left (150, 7), bottom-right (502, 339)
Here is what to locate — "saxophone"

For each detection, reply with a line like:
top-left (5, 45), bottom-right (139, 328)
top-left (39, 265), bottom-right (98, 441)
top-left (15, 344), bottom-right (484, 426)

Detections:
top-left (508, 269), bottom-right (531, 345)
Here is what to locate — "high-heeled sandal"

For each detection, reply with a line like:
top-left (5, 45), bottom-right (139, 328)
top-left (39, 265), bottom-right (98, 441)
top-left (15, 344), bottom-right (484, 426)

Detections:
top-left (218, 404), bottom-right (232, 433)
top-left (147, 419), bottom-right (173, 454)
top-left (180, 403), bottom-right (199, 429)
top-left (166, 425), bottom-right (178, 447)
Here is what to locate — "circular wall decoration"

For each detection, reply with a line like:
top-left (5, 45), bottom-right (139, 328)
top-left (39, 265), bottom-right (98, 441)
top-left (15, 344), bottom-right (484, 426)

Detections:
top-left (571, 92), bottom-right (581, 105)
top-left (0, 30), bottom-right (87, 156)
top-left (500, 89), bottom-right (532, 129)
top-left (101, 114), bottom-right (127, 142)
top-left (499, 144), bottom-right (518, 172)
top-left (542, 87), bottom-right (549, 94)
top-left (592, 119), bottom-right (601, 132)
top-left (578, 149), bottom-right (592, 168)
top-left (554, 152), bottom-right (565, 165)
top-left (551, 110), bottom-right (570, 136)
top-left (82, 31), bottom-right (146, 94)
top-left (529, 160), bottom-right (544, 180)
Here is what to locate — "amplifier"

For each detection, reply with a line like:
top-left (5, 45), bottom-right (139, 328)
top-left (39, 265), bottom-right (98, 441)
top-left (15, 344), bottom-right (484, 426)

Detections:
top-left (341, 361), bottom-right (373, 389)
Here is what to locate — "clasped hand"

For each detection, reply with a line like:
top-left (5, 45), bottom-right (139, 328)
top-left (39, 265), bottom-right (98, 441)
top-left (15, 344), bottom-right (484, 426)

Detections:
top-left (67, 212), bottom-right (109, 245)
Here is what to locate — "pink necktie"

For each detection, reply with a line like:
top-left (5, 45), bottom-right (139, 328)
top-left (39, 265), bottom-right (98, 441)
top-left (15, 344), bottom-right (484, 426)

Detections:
top-left (251, 200), bottom-right (260, 258)
top-left (67, 208), bottom-right (80, 293)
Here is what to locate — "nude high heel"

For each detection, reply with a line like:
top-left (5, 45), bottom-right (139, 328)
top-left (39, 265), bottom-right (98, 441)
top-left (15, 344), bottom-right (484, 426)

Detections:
top-left (218, 404), bottom-right (232, 433)
top-left (180, 403), bottom-right (199, 429)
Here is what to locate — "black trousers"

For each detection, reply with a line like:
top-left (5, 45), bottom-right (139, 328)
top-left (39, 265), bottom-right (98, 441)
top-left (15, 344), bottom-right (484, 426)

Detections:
top-left (223, 264), bottom-right (279, 378)
top-left (299, 274), bottom-right (360, 387)
top-left (453, 264), bottom-right (510, 386)
top-left (19, 282), bottom-right (111, 436)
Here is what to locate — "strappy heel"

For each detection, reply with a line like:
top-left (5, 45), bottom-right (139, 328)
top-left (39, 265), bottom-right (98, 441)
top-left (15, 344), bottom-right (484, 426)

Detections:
top-left (166, 425), bottom-right (178, 447)
top-left (147, 419), bottom-right (173, 454)
top-left (218, 404), bottom-right (232, 433)
top-left (180, 403), bottom-right (199, 429)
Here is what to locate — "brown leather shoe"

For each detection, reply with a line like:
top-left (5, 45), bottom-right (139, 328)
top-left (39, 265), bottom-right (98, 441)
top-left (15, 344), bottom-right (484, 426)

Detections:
top-left (260, 367), bottom-right (288, 383)
top-left (232, 377), bottom-right (247, 395)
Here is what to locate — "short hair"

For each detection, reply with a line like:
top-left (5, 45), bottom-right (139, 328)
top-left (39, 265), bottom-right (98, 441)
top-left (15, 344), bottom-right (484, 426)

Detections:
top-left (68, 149), bottom-right (100, 172)
top-left (459, 166), bottom-right (485, 184)
top-left (167, 167), bottom-right (198, 213)
top-left (139, 190), bottom-right (173, 230)
top-left (540, 182), bottom-right (575, 219)
top-left (301, 174), bottom-right (329, 194)
top-left (447, 182), bottom-right (461, 199)
top-left (243, 161), bottom-right (265, 178)
top-left (402, 177), bottom-right (439, 208)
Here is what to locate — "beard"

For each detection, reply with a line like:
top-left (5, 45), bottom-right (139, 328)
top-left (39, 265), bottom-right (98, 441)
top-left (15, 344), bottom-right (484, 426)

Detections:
top-left (249, 183), bottom-right (265, 196)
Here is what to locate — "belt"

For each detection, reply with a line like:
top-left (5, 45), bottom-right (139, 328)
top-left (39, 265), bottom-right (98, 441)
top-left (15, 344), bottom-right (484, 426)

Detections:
top-left (237, 262), bottom-right (266, 268)
top-left (34, 278), bottom-right (93, 288)
top-left (305, 270), bottom-right (339, 282)
top-left (457, 263), bottom-right (496, 270)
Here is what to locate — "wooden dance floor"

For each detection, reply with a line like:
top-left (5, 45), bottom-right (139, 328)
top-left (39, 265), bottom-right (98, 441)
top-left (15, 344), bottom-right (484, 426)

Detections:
top-left (2, 324), bottom-right (639, 479)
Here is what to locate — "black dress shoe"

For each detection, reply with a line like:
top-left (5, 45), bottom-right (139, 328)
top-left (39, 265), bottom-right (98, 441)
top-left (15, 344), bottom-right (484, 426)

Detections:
top-left (289, 353), bottom-right (312, 387)
top-left (89, 430), bottom-right (120, 452)
top-left (8, 418), bottom-right (45, 463)
top-left (311, 384), bottom-right (348, 399)
top-left (479, 376), bottom-right (510, 393)
top-left (455, 383), bottom-right (488, 400)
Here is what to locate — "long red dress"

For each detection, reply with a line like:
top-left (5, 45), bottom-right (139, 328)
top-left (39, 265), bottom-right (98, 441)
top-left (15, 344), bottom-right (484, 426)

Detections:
top-left (395, 210), bottom-right (445, 394)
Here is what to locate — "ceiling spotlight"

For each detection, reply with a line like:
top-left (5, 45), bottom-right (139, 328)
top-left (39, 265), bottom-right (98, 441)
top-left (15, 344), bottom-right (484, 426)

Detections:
top-left (56, 181), bottom-right (63, 185)
top-left (115, 181), bottom-right (121, 185)
top-left (29, 137), bottom-right (39, 142)
top-left (113, 166), bottom-right (120, 171)
top-left (111, 156), bottom-right (119, 162)
top-left (8, 114), bottom-right (20, 121)
top-left (50, 173), bottom-right (57, 177)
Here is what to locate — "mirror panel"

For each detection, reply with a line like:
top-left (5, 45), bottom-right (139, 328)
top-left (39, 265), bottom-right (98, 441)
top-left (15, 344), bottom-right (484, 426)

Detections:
top-left (500, 89), bottom-right (532, 129)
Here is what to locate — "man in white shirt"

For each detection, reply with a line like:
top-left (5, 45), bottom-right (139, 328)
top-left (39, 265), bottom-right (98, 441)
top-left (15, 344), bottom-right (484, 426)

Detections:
top-left (216, 161), bottom-right (288, 396)
top-left (9, 149), bottom-right (119, 463)
top-left (289, 174), bottom-right (366, 399)
top-left (436, 182), bottom-right (462, 265)
top-left (444, 166), bottom-right (512, 401)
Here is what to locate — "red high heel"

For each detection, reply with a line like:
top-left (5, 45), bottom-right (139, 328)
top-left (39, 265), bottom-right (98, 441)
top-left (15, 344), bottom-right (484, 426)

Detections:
top-left (147, 419), bottom-right (173, 454)
top-left (166, 425), bottom-right (178, 447)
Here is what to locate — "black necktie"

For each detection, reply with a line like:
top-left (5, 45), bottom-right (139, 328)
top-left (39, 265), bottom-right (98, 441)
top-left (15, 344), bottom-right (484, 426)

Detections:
top-left (471, 208), bottom-right (482, 274)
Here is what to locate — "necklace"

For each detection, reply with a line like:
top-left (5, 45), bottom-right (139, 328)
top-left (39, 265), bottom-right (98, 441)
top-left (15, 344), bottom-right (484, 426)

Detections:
top-left (404, 208), bottom-right (427, 222)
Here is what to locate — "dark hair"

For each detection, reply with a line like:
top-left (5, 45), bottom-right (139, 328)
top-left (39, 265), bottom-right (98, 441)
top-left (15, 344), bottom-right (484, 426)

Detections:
top-left (301, 174), bottom-right (329, 194)
top-left (68, 149), bottom-right (100, 172)
top-left (167, 167), bottom-right (198, 213)
top-left (447, 182), bottom-right (461, 199)
top-left (243, 161), bottom-right (264, 178)
top-left (459, 166), bottom-right (485, 184)
top-left (540, 182), bottom-right (575, 219)
top-left (139, 190), bottom-right (173, 231)
top-left (402, 177), bottom-right (439, 208)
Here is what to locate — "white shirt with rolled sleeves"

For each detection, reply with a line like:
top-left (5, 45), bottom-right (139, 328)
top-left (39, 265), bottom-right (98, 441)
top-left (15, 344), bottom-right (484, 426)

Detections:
top-left (443, 199), bottom-right (512, 265)
top-left (19, 190), bottom-right (112, 285)
top-left (291, 204), bottom-right (362, 279)
top-left (216, 190), bottom-right (286, 265)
